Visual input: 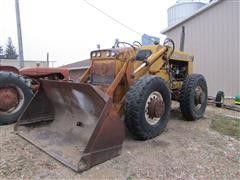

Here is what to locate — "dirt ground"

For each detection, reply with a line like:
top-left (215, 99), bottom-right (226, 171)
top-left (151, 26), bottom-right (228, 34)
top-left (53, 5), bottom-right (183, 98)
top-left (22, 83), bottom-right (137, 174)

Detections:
top-left (1, 104), bottom-right (240, 179)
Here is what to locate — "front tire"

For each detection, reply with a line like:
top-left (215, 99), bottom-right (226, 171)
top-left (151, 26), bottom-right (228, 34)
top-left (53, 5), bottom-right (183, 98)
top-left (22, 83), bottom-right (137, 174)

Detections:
top-left (180, 74), bottom-right (208, 121)
top-left (124, 75), bottom-right (171, 140)
top-left (0, 72), bottom-right (33, 125)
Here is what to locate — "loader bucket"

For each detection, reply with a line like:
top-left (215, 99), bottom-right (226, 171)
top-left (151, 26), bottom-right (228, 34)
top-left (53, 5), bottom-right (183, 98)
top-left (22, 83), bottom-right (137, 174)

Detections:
top-left (15, 80), bottom-right (125, 172)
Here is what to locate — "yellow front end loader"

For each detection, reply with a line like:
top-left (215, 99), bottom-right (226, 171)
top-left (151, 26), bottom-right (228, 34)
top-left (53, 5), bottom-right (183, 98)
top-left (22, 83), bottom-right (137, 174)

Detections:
top-left (15, 38), bottom-right (207, 172)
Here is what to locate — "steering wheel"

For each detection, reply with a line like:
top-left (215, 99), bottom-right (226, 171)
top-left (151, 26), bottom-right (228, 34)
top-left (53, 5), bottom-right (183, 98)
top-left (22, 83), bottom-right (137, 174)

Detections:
top-left (117, 42), bottom-right (136, 50)
top-left (163, 38), bottom-right (175, 58)
top-left (132, 41), bottom-right (142, 48)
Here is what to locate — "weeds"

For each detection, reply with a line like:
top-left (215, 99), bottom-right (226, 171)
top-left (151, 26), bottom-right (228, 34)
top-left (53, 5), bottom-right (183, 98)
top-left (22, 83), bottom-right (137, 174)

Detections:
top-left (211, 116), bottom-right (240, 140)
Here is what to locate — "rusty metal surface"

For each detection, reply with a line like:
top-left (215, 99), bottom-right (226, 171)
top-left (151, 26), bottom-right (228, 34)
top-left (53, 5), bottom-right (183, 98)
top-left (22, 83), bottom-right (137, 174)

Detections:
top-left (147, 99), bottom-right (165, 118)
top-left (91, 60), bottom-right (116, 84)
top-left (68, 68), bottom-right (88, 82)
top-left (79, 99), bottom-right (124, 171)
top-left (91, 48), bottom-right (136, 61)
top-left (15, 90), bottom-right (54, 125)
top-left (19, 67), bottom-right (70, 80)
top-left (0, 87), bottom-right (18, 112)
top-left (16, 80), bottom-right (125, 172)
top-left (0, 65), bottom-right (19, 74)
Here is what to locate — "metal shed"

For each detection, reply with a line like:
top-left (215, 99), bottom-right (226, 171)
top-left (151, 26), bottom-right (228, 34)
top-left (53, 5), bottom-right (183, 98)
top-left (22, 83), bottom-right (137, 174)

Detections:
top-left (161, 0), bottom-right (240, 97)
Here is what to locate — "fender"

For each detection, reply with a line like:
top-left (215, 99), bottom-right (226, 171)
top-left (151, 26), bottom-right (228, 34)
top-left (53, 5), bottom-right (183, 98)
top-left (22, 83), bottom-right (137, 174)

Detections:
top-left (19, 67), bottom-right (70, 80)
top-left (0, 65), bottom-right (19, 74)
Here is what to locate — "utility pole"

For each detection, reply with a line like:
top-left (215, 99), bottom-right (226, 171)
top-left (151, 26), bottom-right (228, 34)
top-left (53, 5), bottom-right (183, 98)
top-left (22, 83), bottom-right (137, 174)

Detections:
top-left (15, 0), bottom-right (24, 68)
top-left (46, 52), bottom-right (49, 67)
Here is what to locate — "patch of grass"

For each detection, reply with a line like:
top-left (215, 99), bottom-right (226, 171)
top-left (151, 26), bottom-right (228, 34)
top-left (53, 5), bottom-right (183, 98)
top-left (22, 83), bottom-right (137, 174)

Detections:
top-left (210, 116), bottom-right (240, 140)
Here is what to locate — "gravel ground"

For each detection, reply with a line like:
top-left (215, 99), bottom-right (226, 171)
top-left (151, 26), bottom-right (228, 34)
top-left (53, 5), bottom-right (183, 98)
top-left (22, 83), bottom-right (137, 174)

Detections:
top-left (0, 104), bottom-right (240, 179)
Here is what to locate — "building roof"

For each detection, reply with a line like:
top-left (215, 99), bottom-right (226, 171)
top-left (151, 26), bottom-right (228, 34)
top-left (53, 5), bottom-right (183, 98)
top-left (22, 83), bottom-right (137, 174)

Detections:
top-left (161, 0), bottom-right (223, 34)
top-left (60, 59), bottom-right (91, 69)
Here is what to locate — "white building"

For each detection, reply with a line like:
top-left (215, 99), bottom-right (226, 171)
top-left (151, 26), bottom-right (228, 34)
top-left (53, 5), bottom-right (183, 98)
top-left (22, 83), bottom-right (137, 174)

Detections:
top-left (161, 0), bottom-right (240, 96)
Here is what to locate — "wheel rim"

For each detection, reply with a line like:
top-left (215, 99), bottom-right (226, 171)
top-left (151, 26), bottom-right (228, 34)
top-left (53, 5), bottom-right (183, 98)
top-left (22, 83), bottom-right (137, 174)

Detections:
top-left (194, 86), bottom-right (205, 111)
top-left (220, 96), bottom-right (224, 103)
top-left (145, 91), bottom-right (165, 125)
top-left (0, 86), bottom-right (24, 116)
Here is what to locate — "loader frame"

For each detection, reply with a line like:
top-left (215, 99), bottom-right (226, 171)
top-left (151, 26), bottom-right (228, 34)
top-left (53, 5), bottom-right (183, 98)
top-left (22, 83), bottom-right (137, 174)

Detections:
top-left (15, 40), bottom-right (198, 172)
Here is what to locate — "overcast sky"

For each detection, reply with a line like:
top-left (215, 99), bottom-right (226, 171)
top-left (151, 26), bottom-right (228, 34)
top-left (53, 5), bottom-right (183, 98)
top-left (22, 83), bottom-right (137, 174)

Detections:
top-left (0, 0), bottom-right (180, 66)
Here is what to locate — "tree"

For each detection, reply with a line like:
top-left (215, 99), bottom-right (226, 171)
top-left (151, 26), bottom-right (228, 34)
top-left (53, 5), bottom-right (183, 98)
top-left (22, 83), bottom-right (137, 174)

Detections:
top-left (4, 37), bottom-right (18, 59)
top-left (0, 45), bottom-right (4, 59)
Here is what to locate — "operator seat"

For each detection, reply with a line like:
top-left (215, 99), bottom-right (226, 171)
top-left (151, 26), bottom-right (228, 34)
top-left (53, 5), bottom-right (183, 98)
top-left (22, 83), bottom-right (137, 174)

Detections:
top-left (135, 49), bottom-right (152, 60)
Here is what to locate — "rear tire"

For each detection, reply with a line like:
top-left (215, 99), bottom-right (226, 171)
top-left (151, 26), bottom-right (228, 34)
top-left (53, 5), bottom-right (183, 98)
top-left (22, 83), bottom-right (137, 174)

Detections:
top-left (0, 72), bottom-right (33, 125)
top-left (124, 75), bottom-right (171, 140)
top-left (180, 74), bottom-right (208, 121)
top-left (215, 91), bottom-right (224, 107)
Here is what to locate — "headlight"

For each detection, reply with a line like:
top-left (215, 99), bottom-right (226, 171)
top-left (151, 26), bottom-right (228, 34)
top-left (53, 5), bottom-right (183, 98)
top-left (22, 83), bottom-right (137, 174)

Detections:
top-left (106, 51), bottom-right (111, 57)
top-left (97, 52), bottom-right (101, 57)
top-left (91, 52), bottom-right (96, 58)
top-left (111, 51), bottom-right (116, 57)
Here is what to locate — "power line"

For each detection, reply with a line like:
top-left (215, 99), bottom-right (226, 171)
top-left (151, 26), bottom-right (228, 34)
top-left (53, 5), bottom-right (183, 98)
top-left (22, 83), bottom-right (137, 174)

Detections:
top-left (82, 0), bottom-right (158, 44)
top-left (82, 0), bottom-right (142, 36)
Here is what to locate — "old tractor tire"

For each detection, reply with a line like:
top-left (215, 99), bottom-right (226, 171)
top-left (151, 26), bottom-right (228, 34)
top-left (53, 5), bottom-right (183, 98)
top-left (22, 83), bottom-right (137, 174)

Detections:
top-left (180, 74), bottom-right (208, 121)
top-left (215, 91), bottom-right (224, 107)
top-left (124, 75), bottom-right (171, 140)
top-left (0, 72), bottom-right (33, 125)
